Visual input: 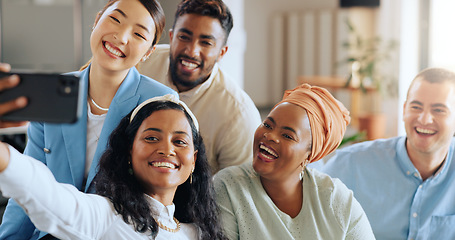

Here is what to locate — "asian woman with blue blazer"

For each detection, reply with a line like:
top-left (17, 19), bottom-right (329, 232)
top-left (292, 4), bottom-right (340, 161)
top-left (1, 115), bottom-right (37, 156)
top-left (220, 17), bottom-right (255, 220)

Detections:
top-left (0, 0), bottom-right (176, 239)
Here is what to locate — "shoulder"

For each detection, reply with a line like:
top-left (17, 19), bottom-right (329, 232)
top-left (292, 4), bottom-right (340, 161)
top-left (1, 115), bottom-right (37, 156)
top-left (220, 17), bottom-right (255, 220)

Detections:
top-left (137, 74), bottom-right (175, 95)
top-left (144, 44), bottom-right (169, 63)
top-left (329, 136), bottom-right (402, 163)
top-left (307, 168), bottom-right (350, 195)
top-left (208, 69), bottom-right (261, 123)
top-left (306, 168), bottom-right (356, 214)
top-left (213, 163), bottom-right (257, 188)
top-left (137, 44), bottom-right (170, 81)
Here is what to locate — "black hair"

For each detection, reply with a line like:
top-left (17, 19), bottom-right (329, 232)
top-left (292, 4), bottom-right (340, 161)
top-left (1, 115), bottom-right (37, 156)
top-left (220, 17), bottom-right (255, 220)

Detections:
top-left (93, 101), bottom-right (227, 239)
top-left (173, 0), bottom-right (233, 44)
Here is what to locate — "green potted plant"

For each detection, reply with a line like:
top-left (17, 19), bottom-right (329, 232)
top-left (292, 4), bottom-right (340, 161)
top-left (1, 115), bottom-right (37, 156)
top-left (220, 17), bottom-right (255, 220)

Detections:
top-left (339, 19), bottom-right (399, 140)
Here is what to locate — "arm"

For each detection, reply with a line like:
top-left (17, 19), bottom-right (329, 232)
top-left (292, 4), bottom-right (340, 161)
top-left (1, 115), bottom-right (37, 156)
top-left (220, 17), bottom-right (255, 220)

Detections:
top-left (330, 179), bottom-right (375, 240)
top-left (0, 144), bottom-right (112, 239)
top-left (0, 63), bottom-right (28, 128)
top-left (0, 122), bottom-right (46, 239)
top-left (213, 174), bottom-right (240, 240)
top-left (215, 109), bottom-right (261, 171)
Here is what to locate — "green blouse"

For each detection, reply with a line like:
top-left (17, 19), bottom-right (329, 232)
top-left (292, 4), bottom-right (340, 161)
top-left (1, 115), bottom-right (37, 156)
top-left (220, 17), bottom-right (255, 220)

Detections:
top-left (213, 163), bottom-right (375, 240)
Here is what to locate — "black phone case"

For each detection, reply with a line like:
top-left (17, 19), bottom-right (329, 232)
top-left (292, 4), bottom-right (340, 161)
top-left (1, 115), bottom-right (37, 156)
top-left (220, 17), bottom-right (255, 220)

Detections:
top-left (0, 72), bottom-right (82, 123)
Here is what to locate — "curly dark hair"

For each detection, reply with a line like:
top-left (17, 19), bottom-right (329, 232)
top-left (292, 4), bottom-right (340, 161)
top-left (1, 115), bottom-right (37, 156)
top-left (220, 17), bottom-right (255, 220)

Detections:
top-left (93, 101), bottom-right (227, 239)
top-left (173, 0), bottom-right (233, 44)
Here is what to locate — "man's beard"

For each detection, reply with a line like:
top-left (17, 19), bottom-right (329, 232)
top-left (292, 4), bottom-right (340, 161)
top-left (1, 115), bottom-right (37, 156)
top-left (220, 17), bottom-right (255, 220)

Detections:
top-left (169, 53), bottom-right (213, 89)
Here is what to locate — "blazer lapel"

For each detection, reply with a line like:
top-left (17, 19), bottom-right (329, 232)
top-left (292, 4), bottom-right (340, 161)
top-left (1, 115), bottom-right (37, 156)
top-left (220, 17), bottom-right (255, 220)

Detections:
top-left (84, 68), bottom-right (141, 192)
top-left (62, 68), bottom-right (88, 190)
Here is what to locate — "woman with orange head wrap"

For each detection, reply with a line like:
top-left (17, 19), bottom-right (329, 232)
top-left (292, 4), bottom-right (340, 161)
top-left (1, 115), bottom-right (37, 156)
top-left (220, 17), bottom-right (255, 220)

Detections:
top-left (214, 84), bottom-right (375, 240)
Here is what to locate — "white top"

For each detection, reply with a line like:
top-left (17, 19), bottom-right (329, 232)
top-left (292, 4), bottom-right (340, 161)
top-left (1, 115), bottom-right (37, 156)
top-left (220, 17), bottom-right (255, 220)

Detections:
top-left (213, 163), bottom-right (376, 240)
top-left (86, 102), bottom-right (106, 180)
top-left (138, 45), bottom-right (262, 173)
top-left (0, 145), bottom-right (199, 240)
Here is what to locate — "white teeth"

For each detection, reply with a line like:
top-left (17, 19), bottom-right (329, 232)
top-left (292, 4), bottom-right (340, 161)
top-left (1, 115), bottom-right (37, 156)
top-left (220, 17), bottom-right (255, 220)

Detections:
top-left (259, 144), bottom-right (278, 158)
top-left (416, 127), bottom-right (436, 135)
top-left (181, 60), bottom-right (198, 69)
top-left (105, 43), bottom-right (123, 57)
top-left (151, 162), bottom-right (176, 169)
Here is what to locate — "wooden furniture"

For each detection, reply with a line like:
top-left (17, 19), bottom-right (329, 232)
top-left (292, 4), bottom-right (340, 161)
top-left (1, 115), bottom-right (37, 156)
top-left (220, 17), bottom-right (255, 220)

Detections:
top-left (297, 76), bottom-right (376, 128)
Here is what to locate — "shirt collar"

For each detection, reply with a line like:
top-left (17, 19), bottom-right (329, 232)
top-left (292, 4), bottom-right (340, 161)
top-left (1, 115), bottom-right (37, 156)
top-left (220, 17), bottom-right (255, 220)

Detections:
top-left (397, 136), bottom-right (455, 181)
top-left (144, 194), bottom-right (176, 222)
top-left (166, 64), bottom-right (219, 101)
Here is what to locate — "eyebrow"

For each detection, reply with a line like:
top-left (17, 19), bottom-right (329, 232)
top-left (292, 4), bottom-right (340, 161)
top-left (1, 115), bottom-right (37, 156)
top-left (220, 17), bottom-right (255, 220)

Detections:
top-left (179, 28), bottom-right (216, 40)
top-left (267, 117), bottom-right (297, 134)
top-left (410, 100), bottom-right (448, 109)
top-left (143, 128), bottom-right (191, 137)
top-left (114, 9), bottom-right (150, 33)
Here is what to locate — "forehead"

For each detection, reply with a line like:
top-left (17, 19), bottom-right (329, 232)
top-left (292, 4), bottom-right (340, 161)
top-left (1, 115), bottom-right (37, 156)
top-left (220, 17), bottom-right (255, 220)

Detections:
top-left (174, 14), bottom-right (225, 39)
top-left (408, 79), bottom-right (455, 106)
top-left (103, 0), bottom-right (155, 27)
top-left (268, 103), bottom-right (311, 134)
top-left (139, 109), bottom-right (192, 133)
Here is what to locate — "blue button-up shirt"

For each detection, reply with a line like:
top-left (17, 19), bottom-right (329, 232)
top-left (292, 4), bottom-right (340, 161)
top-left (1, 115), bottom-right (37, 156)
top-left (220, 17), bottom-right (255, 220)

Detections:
top-left (314, 136), bottom-right (455, 240)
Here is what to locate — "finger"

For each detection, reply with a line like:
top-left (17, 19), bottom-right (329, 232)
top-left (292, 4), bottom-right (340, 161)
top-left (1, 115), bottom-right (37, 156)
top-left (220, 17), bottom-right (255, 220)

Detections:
top-left (0, 63), bottom-right (11, 72)
top-left (0, 97), bottom-right (28, 115)
top-left (0, 121), bottom-right (28, 129)
top-left (0, 75), bottom-right (20, 91)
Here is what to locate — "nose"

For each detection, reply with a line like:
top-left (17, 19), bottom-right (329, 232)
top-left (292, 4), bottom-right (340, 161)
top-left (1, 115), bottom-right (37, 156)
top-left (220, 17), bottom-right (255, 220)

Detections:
top-left (184, 41), bottom-right (201, 58)
top-left (263, 131), bottom-right (279, 143)
top-left (418, 110), bottom-right (433, 125)
top-left (113, 29), bottom-right (129, 45)
top-left (157, 142), bottom-right (176, 157)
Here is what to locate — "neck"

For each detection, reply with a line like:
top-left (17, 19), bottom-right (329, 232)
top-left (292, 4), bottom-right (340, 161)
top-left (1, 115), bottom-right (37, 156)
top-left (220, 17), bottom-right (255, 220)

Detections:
top-left (406, 141), bottom-right (449, 181)
top-left (88, 64), bottom-right (128, 114)
top-left (147, 188), bottom-right (177, 206)
top-left (260, 174), bottom-right (303, 218)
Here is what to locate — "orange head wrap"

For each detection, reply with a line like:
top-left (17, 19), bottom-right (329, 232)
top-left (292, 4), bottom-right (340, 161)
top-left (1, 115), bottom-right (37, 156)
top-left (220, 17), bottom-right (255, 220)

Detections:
top-left (274, 84), bottom-right (351, 163)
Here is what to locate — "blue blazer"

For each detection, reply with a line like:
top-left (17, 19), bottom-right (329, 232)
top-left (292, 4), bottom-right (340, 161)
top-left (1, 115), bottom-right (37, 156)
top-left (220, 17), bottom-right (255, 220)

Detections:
top-left (0, 66), bottom-right (177, 240)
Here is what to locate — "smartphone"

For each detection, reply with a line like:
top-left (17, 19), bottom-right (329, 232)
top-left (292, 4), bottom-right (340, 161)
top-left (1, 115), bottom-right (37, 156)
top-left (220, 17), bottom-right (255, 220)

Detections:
top-left (0, 71), bottom-right (82, 123)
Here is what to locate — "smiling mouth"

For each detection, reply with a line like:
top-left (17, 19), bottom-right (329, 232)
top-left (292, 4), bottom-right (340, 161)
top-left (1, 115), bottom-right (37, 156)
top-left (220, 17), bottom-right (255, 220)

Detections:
top-left (181, 59), bottom-right (199, 69)
top-left (259, 143), bottom-right (278, 160)
top-left (103, 41), bottom-right (125, 58)
top-left (415, 127), bottom-right (436, 135)
top-left (150, 161), bottom-right (178, 169)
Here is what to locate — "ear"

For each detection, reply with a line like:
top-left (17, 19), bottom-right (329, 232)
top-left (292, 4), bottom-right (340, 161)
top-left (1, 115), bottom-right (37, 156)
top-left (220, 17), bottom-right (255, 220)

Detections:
top-left (169, 29), bottom-right (174, 41)
top-left (144, 45), bottom-right (156, 59)
top-left (216, 45), bottom-right (228, 62)
top-left (402, 101), bottom-right (407, 119)
top-left (192, 150), bottom-right (198, 167)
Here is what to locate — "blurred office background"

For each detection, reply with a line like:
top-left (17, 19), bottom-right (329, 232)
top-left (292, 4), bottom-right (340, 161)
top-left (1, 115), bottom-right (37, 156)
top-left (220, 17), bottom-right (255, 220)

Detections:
top-left (1, 0), bottom-right (455, 223)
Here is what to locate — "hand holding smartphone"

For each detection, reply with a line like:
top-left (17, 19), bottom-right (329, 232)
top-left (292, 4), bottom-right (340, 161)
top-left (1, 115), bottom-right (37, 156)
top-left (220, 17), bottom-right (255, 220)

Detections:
top-left (0, 72), bottom-right (82, 123)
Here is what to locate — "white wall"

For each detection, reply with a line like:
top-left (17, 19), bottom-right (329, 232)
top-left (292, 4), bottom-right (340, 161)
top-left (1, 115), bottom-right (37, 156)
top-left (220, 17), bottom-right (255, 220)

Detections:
top-left (243, 0), bottom-right (338, 107)
top-left (160, 0), bottom-right (246, 88)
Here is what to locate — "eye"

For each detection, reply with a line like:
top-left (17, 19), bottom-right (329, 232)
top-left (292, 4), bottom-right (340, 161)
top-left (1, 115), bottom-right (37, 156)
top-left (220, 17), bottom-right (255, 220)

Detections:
top-left (109, 16), bottom-right (120, 23)
top-left (174, 139), bottom-right (188, 146)
top-left (410, 105), bottom-right (422, 111)
top-left (144, 136), bottom-right (158, 142)
top-left (135, 32), bottom-right (146, 40)
top-left (201, 40), bottom-right (214, 46)
top-left (433, 108), bottom-right (446, 114)
top-left (263, 122), bottom-right (271, 129)
top-left (282, 133), bottom-right (294, 140)
top-left (178, 34), bottom-right (190, 41)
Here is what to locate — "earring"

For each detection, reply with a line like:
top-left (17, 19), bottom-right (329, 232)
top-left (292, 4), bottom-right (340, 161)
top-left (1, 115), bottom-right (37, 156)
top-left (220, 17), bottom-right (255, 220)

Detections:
top-left (141, 56), bottom-right (149, 62)
top-left (128, 161), bottom-right (133, 175)
top-left (299, 160), bottom-right (310, 180)
top-left (190, 168), bottom-right (194, 184)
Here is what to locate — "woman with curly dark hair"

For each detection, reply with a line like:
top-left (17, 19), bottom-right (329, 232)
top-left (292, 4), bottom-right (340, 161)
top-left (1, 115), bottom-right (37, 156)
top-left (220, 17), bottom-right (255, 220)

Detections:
top-left (0, 94), bottom-right (227, 240)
